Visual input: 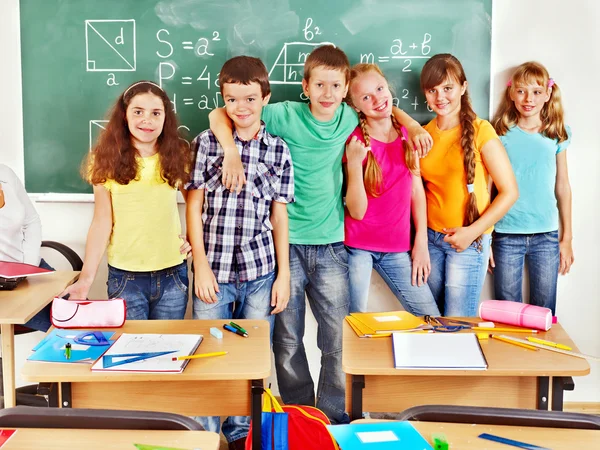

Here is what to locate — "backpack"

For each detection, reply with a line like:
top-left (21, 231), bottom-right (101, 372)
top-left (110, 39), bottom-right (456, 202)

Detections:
top-left (246, 388), bottom-right (339, 450)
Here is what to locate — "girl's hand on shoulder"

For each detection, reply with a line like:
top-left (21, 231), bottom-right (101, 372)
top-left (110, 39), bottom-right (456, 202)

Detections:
top-left (559, 239), bottom-right (574, 275)
top-left (270, 274), bottom-right (290, 315)
top-left (222, 150), bottom-right (246, 194)
top-left (194, 262), bottom-right (219, 304)
top-left (442, 227), bottom-right (478, 253)
top-left (411, 238), bottom-right (431, 286)
top-left (179, 234), bottom-right (192, 258)
top-left (406, 123), bottom-right (433, 158)
top-left (345, 136), bottom-right (370, 167)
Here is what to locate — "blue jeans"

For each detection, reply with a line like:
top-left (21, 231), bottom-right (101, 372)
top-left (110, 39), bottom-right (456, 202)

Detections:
top-left (346, 246), bottom-right (441, 316)
top-left (107, 261), bottom-right (188, 320)
top-left (492, 231), bottom-right (559, 314)
top-left (427, 229), bottom-right (491, 316)
top-left (273, 242), bottom-right (350, 425)
top-left (192, 270), bottom-right (275, 443)
top-left (23, 258), bottom-right (54, 332)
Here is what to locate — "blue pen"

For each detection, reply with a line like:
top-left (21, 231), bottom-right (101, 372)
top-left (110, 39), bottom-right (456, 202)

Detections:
top-left (223, 324), bottom-right (248, 338)
top-left (478, 433), bottom-right (551, 450)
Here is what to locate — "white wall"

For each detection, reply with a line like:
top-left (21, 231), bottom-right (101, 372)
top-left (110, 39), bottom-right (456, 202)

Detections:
top-left (2, 0), bottom-right (599, 402)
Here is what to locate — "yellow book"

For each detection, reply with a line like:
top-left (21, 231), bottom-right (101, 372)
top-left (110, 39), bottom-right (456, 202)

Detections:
top-left (346, 316), bottom-right (392, 338)
top-left (350, 311), bottom-right (428, 334)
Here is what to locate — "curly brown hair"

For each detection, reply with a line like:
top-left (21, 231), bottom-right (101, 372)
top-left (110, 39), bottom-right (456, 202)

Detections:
top-left (83, 81), bottom-right (190, 188)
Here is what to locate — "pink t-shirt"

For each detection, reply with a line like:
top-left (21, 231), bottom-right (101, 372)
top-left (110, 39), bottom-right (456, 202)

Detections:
top-left (344, 126), bottom-right (413, 252)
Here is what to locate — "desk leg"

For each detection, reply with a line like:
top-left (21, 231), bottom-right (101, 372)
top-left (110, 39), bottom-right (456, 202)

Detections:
top-left (251, 379), bottom-right (263, 450)
top-left (551, 377), bottom-right (574, 411)
top-left (0, 324), bottom-right (16, 408)
top-left (537, 376), bottom-right (549, 410)
top-left (60, 382), bottom-right (72, 408)
top-left (351, 375), bottom-right (365, 421)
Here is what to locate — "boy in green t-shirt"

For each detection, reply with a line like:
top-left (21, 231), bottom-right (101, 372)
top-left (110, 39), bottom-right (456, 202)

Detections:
top-left (209, 45), bottom-right (431, 424)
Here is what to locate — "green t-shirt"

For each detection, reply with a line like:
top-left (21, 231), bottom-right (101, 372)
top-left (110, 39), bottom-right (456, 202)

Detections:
top-left (262, 102), bottom-right (358, 245)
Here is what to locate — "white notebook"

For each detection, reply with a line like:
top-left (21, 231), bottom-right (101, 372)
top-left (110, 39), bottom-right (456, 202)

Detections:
top-left (392, 333), bottom-right (487, 370)
top-left (91, 333), bottom-right (203, 373)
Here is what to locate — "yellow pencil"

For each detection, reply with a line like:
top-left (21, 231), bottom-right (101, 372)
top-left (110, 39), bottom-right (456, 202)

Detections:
top-left (473, 326), bottom-right (538, 334)
top-left (527, 337), bottom-right (572, 351)
top-left (490, 334), bottom-right (538, 351)
top-left (172, 351), bottom-right (228, 361)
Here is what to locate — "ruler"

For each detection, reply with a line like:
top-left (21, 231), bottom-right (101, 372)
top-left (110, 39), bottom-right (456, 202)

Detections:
top-left (498, 335), bottom-right (600, 362)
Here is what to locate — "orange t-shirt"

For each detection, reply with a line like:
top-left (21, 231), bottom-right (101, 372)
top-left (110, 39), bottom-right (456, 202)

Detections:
top-left (420, 117), bottom-right (498, 234)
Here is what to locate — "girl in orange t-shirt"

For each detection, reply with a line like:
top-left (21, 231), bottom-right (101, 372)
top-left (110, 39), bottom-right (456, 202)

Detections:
top-left (419, 54), bottom-right (518, 316)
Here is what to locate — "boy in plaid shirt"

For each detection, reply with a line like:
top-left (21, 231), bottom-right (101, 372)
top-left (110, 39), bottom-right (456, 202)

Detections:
top-left (185, 56), bottom-right (294, 450)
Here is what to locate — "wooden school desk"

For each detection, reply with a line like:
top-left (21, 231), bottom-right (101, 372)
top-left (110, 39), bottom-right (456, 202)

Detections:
top-left (343, 320), bottom-right (591, 421)
top-left (354, 421), bottom-right (600, 449)
top-left (412, 422), bottom-right (600, 449)
top-left (0, 271), bottom-right (79, 408)
top-left (21, 319), bottom-right (270, 450)
top-left (0, 428), bottom-right (220, 449)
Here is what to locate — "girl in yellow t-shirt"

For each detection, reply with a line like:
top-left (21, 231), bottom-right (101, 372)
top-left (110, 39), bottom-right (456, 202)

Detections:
top-left (418, 54), bottom-right (518, 317)
top-left (62, 81), bottom-right (191, 320)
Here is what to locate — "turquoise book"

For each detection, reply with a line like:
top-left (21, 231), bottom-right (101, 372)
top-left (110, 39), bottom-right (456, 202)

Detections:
top-left (327, 421), bottom-right (433, 450)
top-left (28, 329), bottom-right (115, 364)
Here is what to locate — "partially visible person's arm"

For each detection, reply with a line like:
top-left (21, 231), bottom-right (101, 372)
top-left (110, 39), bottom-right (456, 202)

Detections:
top-left (186, 188), bottom-right (220, 303)
top-left (60, 185), bottom-right (113, 299)
top-left (11, 170), bottom-right (42, 265)
top-left (391, 107), bottom-right (433, 157)
top-left (555, 150), bottom-right (574, 274)
top-left (208, 107), bottom-right (245, 193)
top-left (270, 201), bottom-right (290, 314)
top-left (443, 138), bottom-right (518, 252)
top-left (344, 137), bottom-right (369, 220)
top-left (410, 167), bottom-right (430, 286)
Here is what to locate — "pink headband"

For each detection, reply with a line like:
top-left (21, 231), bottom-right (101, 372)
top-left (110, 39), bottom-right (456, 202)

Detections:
top-left (506, 78), bottom-right (555, 88)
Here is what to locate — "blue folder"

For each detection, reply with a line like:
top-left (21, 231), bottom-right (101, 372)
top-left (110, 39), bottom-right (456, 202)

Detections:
top-left (327, 421), bottom-right (433, 450)
top-left (29, 329), bottom-right (115, 363)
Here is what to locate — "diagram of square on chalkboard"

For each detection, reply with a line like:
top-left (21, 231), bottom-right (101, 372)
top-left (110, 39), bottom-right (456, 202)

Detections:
top-left (85, 19), bottom-right (136, 72)
top-left (89, 120), bottom-right (109, 151)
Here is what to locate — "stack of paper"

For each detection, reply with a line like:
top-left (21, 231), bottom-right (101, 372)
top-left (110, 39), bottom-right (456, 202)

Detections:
top-left (392, 332), bottom-right (488, 370)
top-left (346, 311), bottom-right (429, 337)
top-left (91, 333), bottom-right (203, 373)
top-left (327, 421), bottom-right (433, 450)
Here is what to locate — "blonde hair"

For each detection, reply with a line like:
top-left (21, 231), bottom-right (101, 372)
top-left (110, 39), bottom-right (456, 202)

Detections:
top-left (347, 63), bottom-right (417, 197)
top-left (420, 54), bottom-right (480, 230)
top-left (493, 61), bottom-right (568, 142)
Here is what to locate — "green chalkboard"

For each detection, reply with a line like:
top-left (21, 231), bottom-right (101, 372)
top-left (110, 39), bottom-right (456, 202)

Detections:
top-left (20, 0), bottom-right (492, 194)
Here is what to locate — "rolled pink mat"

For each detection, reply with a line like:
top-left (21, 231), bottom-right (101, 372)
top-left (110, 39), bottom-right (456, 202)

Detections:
top-left (478, 300), bottom-right (552, 331)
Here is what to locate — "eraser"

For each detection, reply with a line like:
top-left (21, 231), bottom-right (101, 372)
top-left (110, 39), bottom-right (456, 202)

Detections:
top-left (478, 321), bottom-right (494, 328)
top-left (476, 332), bottom-right (489, 340)
top-left (210, 327), bottom-right (223, 339)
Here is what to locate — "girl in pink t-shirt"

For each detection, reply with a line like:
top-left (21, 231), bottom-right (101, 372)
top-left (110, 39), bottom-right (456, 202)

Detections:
top-left (344, 63), bottom-right (440, 315)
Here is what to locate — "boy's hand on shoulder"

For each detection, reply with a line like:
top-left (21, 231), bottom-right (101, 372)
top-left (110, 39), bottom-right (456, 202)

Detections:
top-left (270, 274), bottom-right (290, 314)
top-left (223, 150), bottom-right (246, 194)
top-left (194, 262), bottom-right (220, 304)
top-left (559, 239), bottom-right (574, 275)
top-left (406, 123), bottom-right (433, 158)
top-left (346, 136), bottom-right (370, 167)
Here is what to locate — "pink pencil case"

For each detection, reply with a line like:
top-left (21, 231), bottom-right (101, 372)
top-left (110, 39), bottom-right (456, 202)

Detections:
top-left (51, 297), bottom-right (126, 329)
top-left (478, 300), bottom-right (552, 331)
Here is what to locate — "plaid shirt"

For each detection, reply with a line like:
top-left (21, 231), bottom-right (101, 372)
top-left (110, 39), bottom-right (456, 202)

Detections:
top-left (185, 123), bottom-right (294, 283)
